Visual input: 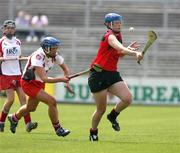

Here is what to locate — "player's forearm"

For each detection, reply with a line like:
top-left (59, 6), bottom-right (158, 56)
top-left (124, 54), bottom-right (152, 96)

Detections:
top-left (108, 35), bottom-right (137, 57)
top-left (41, 77), bottom-right (63, 83)
top-left (121, 47), bottom-right (137, 56)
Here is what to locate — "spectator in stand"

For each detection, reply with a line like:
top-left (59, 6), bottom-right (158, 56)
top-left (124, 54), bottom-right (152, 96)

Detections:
top-left (15, 10), bottom-right (33, 41)
top-left (15, 10), bottom-right (31, 28)
top-left (31, 13), bottom-right (49, 28)
top-left (26, 13), bottom-right (49, 42)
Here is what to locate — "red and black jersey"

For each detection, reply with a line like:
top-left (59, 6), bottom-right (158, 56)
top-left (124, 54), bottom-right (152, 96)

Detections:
top-left (91, 30), bottom-right (124, 71)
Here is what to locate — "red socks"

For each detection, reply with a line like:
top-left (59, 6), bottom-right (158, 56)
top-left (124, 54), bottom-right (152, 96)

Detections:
top-left (0, 111), bottom-right (8, 122)
top-left (23, 113), bottom-right (31, 124)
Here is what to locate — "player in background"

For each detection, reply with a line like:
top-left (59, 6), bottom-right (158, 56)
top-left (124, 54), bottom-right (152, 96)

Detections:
top-left (88, 13), bottom-right (143, 141)
top-left (0, 20), bottom-right (37, 133)
top-left (8, 37), bottom-right (72, 137)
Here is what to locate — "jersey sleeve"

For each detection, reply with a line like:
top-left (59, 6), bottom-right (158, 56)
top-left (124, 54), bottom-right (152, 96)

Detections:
top-left (31, 53), bottom-right (45, 67)
top-left (55, 54), bottom-right (64, 65)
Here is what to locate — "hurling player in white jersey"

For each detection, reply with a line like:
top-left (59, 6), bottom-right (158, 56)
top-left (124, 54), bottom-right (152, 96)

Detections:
top-left (8, 37), bottom-right (73, 137)
top-left (0, 20), bottom-right (38, 133)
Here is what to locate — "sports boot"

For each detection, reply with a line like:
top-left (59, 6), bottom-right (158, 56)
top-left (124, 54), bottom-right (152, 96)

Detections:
top-left (56, 127), bottom-right (70, 137)
top-left (26, 122), bottom-right (38, 132)
top-left (8, 114), bottom-right (18, 134)
top-left (89, 128), bottom-right (98, 141)
top-left (107, 114), bottom-right (120, 131)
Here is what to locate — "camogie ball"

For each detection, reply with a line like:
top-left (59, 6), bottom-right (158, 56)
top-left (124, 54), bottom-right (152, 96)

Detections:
top-left (129, 27), bottom-right (134, 32)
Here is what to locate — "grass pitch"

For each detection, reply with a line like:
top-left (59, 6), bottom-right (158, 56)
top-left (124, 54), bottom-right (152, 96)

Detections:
top-left (0, 97), bottom-right (180, 153)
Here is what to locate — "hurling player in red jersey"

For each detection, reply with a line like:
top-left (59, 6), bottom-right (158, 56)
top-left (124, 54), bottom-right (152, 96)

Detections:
top-left (8, 37), bottom-right (72, 137)
top-left (88, 13), bottom-right (143, 141)
top-left (0, 20), bottom-right (37, 133)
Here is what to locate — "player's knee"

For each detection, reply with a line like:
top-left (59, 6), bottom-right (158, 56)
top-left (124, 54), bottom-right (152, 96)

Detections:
top-left (125, 94), bottom-right (133, 105)
top-left (48, 97), bottom-right (57, 108)
top-left (27, 106), bottom-right (37, 112)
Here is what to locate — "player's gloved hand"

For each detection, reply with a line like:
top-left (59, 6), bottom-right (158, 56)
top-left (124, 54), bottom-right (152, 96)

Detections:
top-left (64, 83), bottom-right (75, 95)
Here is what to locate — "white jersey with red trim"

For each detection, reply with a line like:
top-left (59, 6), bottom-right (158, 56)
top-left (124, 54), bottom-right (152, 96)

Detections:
top-left (24, 47), bottom-right (64, 82)
top-left (0, 36), bottom-right (22, 75)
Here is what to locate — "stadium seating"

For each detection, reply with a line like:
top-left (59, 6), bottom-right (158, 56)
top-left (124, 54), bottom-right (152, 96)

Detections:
top-left (0, 0), bottom-right (180, 77)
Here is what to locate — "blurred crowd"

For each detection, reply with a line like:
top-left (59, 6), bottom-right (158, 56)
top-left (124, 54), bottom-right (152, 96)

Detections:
top-left (15, 10), bottom-right (49, 42)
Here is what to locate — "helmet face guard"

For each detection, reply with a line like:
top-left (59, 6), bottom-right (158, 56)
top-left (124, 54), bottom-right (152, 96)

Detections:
top-left (40, 37), bottom-right (60, 55)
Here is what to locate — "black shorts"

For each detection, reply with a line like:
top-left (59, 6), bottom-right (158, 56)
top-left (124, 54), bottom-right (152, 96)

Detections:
top-left (88, 69), bottom-right (123, 93)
